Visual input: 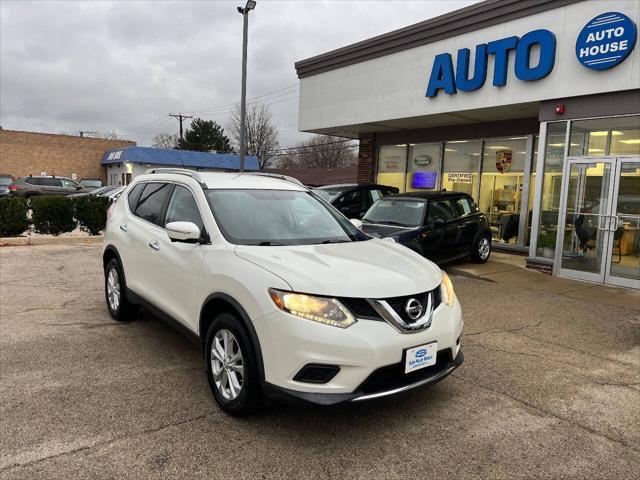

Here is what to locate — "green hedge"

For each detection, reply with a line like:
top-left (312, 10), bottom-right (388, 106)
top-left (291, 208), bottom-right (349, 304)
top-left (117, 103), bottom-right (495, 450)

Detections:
top-left (74, 196), bottom-right (111, 235)
top-left (31, 196), bottom-right (76, 236)
top-left (0, 197), bottom-right (30, 237)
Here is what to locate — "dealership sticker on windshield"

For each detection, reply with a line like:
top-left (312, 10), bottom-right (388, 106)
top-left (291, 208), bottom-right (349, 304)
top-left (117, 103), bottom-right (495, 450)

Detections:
top-left (405, 342), bottom-right (437, 374)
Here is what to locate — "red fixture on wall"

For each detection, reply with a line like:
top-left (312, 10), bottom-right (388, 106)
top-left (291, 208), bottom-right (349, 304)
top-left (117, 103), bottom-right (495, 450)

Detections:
top-left (555, 104), bottom-right (566, 115)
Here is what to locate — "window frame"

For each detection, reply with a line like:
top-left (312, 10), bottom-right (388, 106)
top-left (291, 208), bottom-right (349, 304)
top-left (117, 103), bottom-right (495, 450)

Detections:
top-left (131, 182), bottom-right (174, 229)
top-left (427, 197), bottom-right (460, 224)
top-left (164, 184), bottom-right (206, 233)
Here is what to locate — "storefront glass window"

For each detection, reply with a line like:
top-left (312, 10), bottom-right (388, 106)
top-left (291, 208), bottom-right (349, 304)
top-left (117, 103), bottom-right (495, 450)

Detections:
top-left (526, 135), bottom-right (539, 246)
top-left (478, 137), bottom-right (527, 244)
top-left (569, 116), bottom-right (640, 157)
top-left (377, 145), bottom-right (407, 192)
top-left (406, 143), bottom-right (441, 192)
top-left (535, 122), bottom-right (567, 259)
top-left (441, 140), bottom-right (481, 196)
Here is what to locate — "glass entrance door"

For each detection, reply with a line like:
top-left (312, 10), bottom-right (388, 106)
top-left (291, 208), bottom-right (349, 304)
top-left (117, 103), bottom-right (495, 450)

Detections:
top-left (555, 157), bottom-right (640, 288)
top-left (605, 158), bottom-right (640, 289)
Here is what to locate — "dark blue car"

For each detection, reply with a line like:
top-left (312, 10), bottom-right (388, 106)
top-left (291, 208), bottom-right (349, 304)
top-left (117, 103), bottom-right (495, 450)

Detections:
top-left (360, 191), bottom-right (492, 265)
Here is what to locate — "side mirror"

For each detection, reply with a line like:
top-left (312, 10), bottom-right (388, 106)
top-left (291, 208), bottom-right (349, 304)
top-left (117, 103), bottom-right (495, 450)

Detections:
top-left (350, 218), bottom-right (363, 229)
top-left (434, 217), bottom-right (446, 226)
top-left (166, 221), bottom-right (201, 243)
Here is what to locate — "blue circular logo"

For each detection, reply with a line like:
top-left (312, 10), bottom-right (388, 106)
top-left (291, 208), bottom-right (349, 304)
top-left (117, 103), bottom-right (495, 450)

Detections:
top-left (576, 12), bottom-right (637, 70)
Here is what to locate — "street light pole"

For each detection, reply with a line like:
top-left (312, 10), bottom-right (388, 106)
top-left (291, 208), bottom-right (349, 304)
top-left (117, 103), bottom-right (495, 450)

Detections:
top-left (237, 0), bottom-right (256, 173)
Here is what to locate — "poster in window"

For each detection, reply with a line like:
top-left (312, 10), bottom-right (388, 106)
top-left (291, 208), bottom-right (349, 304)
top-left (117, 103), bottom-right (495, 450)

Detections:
top-left (496, 150), bottom-right (512, 173)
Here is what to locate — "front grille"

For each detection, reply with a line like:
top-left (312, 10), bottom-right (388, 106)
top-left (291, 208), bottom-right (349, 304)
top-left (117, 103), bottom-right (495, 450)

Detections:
top-left (338, 285), bottom-right (441, 324)
top-left (358, 348), bottom-right (453, 394)
top-left (339, 298), bottom-right (382, 320)
top-left (383, 287), bottom-right (441, 324)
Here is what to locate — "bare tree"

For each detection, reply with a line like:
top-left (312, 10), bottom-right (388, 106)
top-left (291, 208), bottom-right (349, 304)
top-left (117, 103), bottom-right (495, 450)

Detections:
top-left (96, 130), bottom-right (123, 140)
top-left (228, 103), bottom-right (280, 169)
top-left (152, 133), bottom-right (178, 149)
top-left (278, 135), bottom-right (357, 169)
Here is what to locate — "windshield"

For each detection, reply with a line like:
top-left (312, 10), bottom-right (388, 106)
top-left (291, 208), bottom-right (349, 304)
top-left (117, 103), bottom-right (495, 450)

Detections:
top-left (363, 199), bottom-right (426, 227)
top-left (205, 189), bottom-right (368, 246)
top-left (0, 177), bottom-right (12, 186)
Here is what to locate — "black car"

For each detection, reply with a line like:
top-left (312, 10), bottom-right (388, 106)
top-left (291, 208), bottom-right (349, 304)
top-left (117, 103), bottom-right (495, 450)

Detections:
top-left (360, 191), bottom-right (492, 265)
top-left (313, 183), bottom-right (399, 219)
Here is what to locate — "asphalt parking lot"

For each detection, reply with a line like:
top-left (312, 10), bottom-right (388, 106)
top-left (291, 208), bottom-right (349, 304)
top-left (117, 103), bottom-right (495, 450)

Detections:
top-left (1, 244), bottom-right (639, 479)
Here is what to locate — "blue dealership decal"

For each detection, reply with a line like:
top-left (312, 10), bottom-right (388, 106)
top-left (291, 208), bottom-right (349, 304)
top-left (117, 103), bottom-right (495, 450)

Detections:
top-left (426, 30), bottom-right (556, 97)
top-left (576, 12), bottom-right (637, 70)
top-left (415, 349), bottom-right (427, 358)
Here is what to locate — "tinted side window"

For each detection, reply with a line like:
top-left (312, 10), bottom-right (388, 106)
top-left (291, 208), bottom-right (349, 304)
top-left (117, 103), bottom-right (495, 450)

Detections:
top-left (165, 186), bottom-right (203, 231)
top-left (336, 189), bottom-right (363, 208)
top-left (62, 179), bottom-right (79, 188)
top-left (134, 183), bottom-right (172, 226)
top-left (370, 189), bottom-right (383, 203)
top-left (127, 183), bottom-right (145, 211)
top-left (24, 178), bottom-right (38, 185)
top-left (429, 199), bottom-right (458, 222)
top-left (42, 178), bottom-right (62, 187)
top-left (454, 197), bottom-right (477, 217)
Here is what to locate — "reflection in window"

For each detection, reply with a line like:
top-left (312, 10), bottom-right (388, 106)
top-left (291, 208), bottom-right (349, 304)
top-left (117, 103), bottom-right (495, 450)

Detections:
top-left (406, 143), bottom-right (440, 192)
top-left (377, 145), bottom-right (406, 192)
top-left (441, 140), bottom-right (482, 197)
top-left (569, 116), bottom-right (640, 157)
top-left (535, 122), bottom-right (567, 258)
top-left (478, 137), bottom-right (527, 244)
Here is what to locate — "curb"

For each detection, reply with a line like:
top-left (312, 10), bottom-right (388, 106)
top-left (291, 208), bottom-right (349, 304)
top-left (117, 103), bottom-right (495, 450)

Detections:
top-left (0, 235), bottom-right (103, 247)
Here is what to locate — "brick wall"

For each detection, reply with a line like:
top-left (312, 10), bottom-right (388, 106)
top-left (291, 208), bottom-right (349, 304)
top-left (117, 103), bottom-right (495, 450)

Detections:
top-left (357, 133), bottom-right (377, 184)
top-left (0, 130), bottom-right (135, 183)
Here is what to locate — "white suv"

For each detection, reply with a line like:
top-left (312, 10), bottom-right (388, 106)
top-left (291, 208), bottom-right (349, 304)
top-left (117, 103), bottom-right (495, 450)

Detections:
top-left (103, 169), bottom-right (464, 415)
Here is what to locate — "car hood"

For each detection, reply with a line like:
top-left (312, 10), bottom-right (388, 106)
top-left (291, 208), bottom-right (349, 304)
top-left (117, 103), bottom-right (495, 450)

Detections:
top-left (234, 238), bottom-right (442, 298)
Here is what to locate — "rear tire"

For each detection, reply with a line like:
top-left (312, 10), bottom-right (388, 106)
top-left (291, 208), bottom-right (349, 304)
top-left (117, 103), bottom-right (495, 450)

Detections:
top-left (470, 234), bottom-right (491, 264)
top-left (104, 258), bottom-right (139, 321)
top-left (205, 313), bottom-right (261, 416)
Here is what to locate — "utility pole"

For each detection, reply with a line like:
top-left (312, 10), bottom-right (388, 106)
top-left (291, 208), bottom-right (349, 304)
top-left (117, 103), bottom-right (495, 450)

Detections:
top-left (169, 114), bottom-right (193, 142)
top-left (79, 131), bottom-right (97, 138)
top-left (237, 1), bottom-right (257, 172)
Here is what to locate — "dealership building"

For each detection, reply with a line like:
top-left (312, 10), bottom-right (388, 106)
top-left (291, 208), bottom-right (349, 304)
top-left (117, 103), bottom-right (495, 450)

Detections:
top-left (295, 0), bottom-right (640, 288)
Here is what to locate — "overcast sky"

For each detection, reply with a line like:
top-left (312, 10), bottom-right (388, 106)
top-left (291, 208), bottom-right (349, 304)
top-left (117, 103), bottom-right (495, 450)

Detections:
top-left (1, 0), bottom-right (477, 149)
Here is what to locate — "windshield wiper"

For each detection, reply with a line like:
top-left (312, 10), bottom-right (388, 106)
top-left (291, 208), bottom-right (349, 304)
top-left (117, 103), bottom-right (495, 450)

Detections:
top-left (255, 241), bottom-right (285, 246)
top-left (374, 220), bottom-right (410, 227)
top-left (320, 239), bottom-right (350, 244)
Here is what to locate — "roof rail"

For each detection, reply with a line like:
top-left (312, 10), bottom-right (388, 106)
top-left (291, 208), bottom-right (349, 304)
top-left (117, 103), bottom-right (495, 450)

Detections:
top-left (145, 167), bottom-right (204, 183)
top-left (246, 172), bottom-right (304, 186)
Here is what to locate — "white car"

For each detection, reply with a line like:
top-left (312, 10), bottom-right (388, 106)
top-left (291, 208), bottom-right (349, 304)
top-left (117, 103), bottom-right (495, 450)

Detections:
top-left (103, 169), bottom-right (464, 415)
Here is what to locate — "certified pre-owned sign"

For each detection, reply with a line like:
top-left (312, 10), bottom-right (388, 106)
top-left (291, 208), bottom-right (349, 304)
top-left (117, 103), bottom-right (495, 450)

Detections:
top-left (576, 12), bottom-right (637, 70)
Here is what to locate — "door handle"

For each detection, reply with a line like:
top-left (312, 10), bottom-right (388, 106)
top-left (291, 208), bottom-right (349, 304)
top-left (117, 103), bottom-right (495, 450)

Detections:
top-left (148, 240), bottom-right (160, 251)
top-left (119, 224), bottom-right (128, 232)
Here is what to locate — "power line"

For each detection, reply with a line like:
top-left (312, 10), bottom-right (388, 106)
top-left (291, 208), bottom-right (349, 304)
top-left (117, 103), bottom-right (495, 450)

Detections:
top-left (169, 113), bottom-right (194, 142)
top-left (184, 83), bottom-right (298, 115)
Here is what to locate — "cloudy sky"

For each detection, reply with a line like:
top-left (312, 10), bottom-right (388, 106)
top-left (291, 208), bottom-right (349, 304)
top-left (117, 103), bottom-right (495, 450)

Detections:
top-left (1, 0), bottom-right (476, 149)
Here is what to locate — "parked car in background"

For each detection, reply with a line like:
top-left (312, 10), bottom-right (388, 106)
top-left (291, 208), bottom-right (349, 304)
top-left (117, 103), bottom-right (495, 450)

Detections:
top-left (103, 186), bottom-right (124, 202)
top-left (80, 179), bottom-right (103, 190)
top-left (9, 175), bottom-right (87, 197)
top-left (360, 191), bottom-right (492, 265)
top-left (0, 174), bottom-right (14, 197)
top-left (313, 183), bottom-right (399, 219)
top-left (103, 170), bottom-right (463, 415)
top-left (69, 185), bottom-right (121, 198)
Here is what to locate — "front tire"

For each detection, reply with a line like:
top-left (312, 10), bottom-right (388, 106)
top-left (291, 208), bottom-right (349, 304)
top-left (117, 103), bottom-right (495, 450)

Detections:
top-left (104, 258), bottom-right (139, 321)
top-left (205, 313), bottom-right (261, 416)
top-left (470, 234), bottom-right (491, 263)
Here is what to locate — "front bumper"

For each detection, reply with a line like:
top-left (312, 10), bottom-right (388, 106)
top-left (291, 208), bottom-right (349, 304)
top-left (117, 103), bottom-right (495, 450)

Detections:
top-left (264, 348), bottom-right (463, 406)
top-left (253, 295), bottom-right (464, 400)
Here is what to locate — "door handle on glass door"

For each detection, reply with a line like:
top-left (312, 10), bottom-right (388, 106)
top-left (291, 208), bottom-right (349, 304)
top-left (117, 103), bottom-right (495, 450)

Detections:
top-left (148, 240), bottom-right (160, 251)
top-left (119, 224), bottom-right (128, 232)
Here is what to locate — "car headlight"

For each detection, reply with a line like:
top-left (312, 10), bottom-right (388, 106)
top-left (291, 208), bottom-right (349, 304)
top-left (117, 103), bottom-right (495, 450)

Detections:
top-left (268, 289), bottom-right (356, 328)
top-left (441, 272), bottom-right (455, 307)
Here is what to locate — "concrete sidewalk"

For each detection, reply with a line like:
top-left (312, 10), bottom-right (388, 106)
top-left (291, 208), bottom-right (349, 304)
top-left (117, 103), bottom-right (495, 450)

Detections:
top-left (446, 252), bottom-right (640, 311)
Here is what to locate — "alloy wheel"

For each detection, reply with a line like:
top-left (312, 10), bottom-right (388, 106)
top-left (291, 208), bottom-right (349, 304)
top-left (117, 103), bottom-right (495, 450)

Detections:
top-left (107, 267), bottom-right (121, 311)
top-left (211, 329), bottom-right (244, 400)
top-left (478, 237), bottom-right (490, 260)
